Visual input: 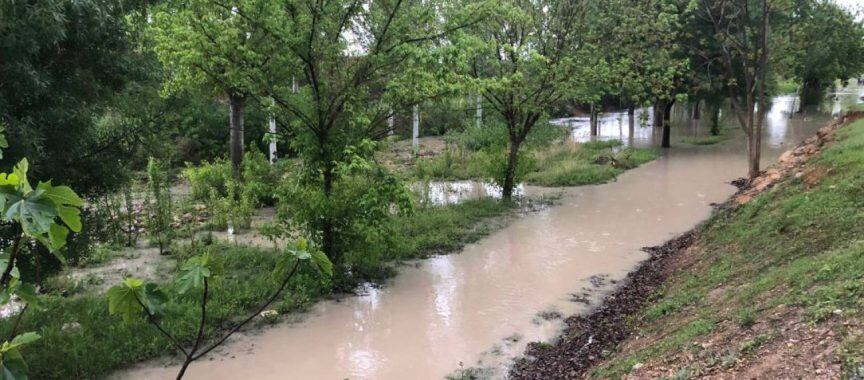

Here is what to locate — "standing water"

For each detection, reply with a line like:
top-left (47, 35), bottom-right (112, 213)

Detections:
top-left (116, 87), bottom-right (863, 380)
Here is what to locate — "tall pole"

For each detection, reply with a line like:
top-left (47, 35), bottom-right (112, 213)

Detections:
top-left (268, 116), bottom-right (277, 164)
top-left (270, 77), bottom-right (299, 165)
top-left (475, 94), bottom-right (483, 129)
top-left (388, 107), bottom-right (395, 136)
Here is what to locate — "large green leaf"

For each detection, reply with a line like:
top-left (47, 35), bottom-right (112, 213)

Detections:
top-left (311, 250), bottom-right (333, 277)
top-left (4, 190), bottom-right (55, 236)
top-left (39, 185), bottom-right (83, 207)
top-left (13, 284), bottom-right (39, 311)
top-left (0, 332), bottom-right (40, 380)
top-left (142, 283), bottom-right (167, 316)
top-left (107, 278), bottom-right (145, 322)
top-left (0, 348), bottom-right (28, 380)
top-left (57, 206), bottom-right (81, 232)
top-left (176, 254), bottom-right (213, 294)
top-left (46, 224), bottom-right (69, 251)
top-left (6, 334), bottom-right (39, 349)
top-left (10, 160), bottom-right (30, 194)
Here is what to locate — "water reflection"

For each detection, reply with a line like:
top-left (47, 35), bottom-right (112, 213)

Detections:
top-left (412, 181), bottom-right (525, 206)
top-left (550, 107), bottom-right (655, 147)
top-left (549, 86), bottom-right (860, 151)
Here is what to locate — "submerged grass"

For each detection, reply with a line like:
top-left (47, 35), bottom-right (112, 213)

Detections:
top-left (592, 119), bottom-right (864, 378)
top-left (411, 138), bottom-right (659, 187)
top-left (524, 142), bottom-right (658, 186)
top-left (681, 133), bottom-right (729, 146)
top-left (7, 198), bottom-right (519, 379)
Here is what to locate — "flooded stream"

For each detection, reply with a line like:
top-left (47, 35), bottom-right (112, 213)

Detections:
top-left (115, 86), bottom-right (863, 380)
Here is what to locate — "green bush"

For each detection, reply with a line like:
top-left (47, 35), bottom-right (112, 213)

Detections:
top-left (184, 158), bottom-right (232, 201)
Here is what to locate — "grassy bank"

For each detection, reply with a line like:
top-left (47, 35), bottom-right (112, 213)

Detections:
top-left (5, 198), bottom-right (519, 379)
top-left (523, 141), bottom-right (657, 186)
top-left (589, 119), bottom-right (864, 378)
top-left (411, 137), bottom-right (658, 187)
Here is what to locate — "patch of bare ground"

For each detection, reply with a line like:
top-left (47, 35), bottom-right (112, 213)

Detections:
top-left (379, 135), bottom-right (447, 172)
top-left (623, 307), bottom-right (847, 380)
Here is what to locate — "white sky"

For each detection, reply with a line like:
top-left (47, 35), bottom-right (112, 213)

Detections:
top-left (834, 0), bottom-right (864, 20)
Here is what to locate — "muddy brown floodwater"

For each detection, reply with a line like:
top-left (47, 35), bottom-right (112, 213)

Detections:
top-left (114, 86), bottom-right (863, 380)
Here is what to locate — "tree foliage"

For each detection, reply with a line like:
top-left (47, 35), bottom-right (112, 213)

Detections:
top-left (0, 0), bottom-right (150, 195)
top-left (779, 0), bottom-right (864, 106)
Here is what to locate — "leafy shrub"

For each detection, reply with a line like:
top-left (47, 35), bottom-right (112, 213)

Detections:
top-left (147, 157), bottom-right (173, 254)
top-left (184, 149), bottom-right (279, 206)
top-left (184, 158), bottom-right (232, 201)
top-left (276, 140), bottom-right (413, 288)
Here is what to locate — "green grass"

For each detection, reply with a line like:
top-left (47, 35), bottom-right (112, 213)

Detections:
top-left (411, 139), bottom-right (659, 187)
top-left (391, 198), bottom-right (515, 259)
top-left (6, 244), bottom-right (332, 379)
top-left (9, 198), bottom-right (519, 379)
top-left (524, 143), bottom-right (658, 186)
top-left (681, 133), bottom-right (729, 146)
top-left (593, 119), bottom-right (864, 378)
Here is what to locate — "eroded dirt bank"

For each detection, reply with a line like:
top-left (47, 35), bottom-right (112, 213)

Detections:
top-left (510, 111), bottom-right (864, 380)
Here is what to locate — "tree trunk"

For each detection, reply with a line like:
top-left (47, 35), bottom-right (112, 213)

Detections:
top-left (708, 103), bottom-right (721, 135)
top-left (229, 94), bottom-right (246, 176)
top-left (589, 103), bottom-right (598, 136)
top-left (502, 137), bottom-right (522, 202)
top-left (321, 165), bottom-right (336, 264)
top-left (749, 0), bottom-right (768, 179)
top-left (412, 104), bottom-right (420, 154)
top-left (798, 79), bottom-right (823, 110)
top-left (692, 101), bottom-right (701, 120)
top-left (661, 102), bottom-right (673, 148)
top-left (653, 101), bottom-right (664, 128)
top-left (627, 105), bottom-right (635, 146)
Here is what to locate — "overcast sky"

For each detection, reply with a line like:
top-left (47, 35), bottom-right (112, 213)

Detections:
top-left (834, 0), bottom-right (864, 20)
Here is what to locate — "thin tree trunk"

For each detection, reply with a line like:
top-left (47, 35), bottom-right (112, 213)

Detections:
top-left (589, 103), bottom-right (598, 136)
top-left (412, 105), bottom-right (420, 154)
top-left (502, 137), bottom-right (522, 202)
top-left (661, 102), bottom-right (673, 148)
top-left (321, 165), bottom-right (336, 264)
top-left (653, 101), bottom-right (664, 128)
top-left (749, 0), bottom-right (770, 179)
top-left (229, 94), bottom-right (246, 176)
top-left (692, 101), bottom-right (701, 119)
top-left (798, 79), bottom-right (823, 110)
top-left (627, 105), bottom-right (635, 146)
top-left (708, 103), bottom-right (721, 135)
